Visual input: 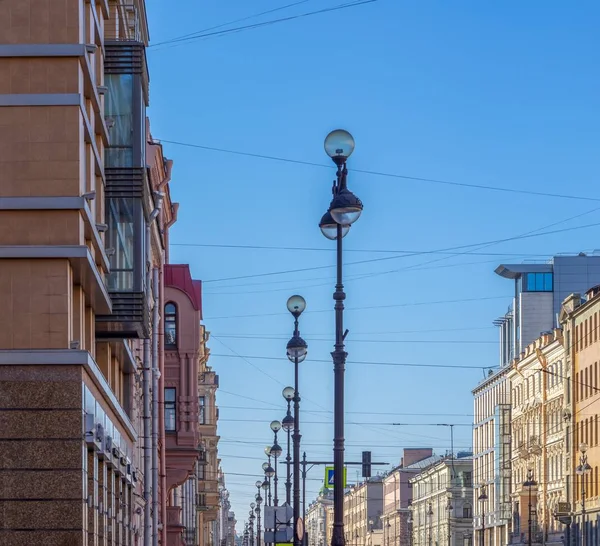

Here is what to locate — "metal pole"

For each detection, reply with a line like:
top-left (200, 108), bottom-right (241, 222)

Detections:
top-left (581, 477), bottom-right (586, 546)
top-left (303, 452), bottom-right (307, 546)
top-left (274, 434), bottom-right (279, 507)
top-left (293, 316), bottom-right (302, 546)
top-left (257, 508), bottom-right (262, 546)
top-left (481, 506), bottom-right (484, 546)
top-left (286, 399), bottom-right (292, 506)
top-left (528, 486), bottom-right (532, 546)
top-left (268, 456), bottom-right (273, 507)
top-left (331, 164), bottom-right (347, 546)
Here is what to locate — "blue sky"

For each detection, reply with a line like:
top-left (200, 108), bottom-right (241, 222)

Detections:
top-left (145, 0), bottom-right (600, 529)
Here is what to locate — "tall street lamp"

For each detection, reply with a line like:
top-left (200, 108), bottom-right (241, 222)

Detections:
top-left (446, 496), bottom-right (453, 546)
top-left (250, 508), bottom-right (256, 546)
top-left (282, 386), bottom-right (295, 506)
top-left (270, 421), bottom-right (283, 507)
top-left (264, 456), bottom-right (275, 507)
top-left (523, 467), bottom-right (537, 546)
top-left (255, 482), bottom-right (263, 546)
top-left (478, 486), bottom-right (487, 546)
top-left (318, 129), bottom-right (363, 546)
top-left (427, 503), bottom-right (433, 546)
top-left (576, 442), bottom-right (592, 546)
top-left (286, 294), bottom-right (308, 546)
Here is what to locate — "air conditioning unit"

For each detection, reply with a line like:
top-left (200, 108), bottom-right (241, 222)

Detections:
top-left (84, 414), bottom-right (102, 450)
top-left (98, 431), bottom-right (111, 460)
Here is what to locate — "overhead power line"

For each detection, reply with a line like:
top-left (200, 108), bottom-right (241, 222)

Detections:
top-left (201, 222), bottom-right (600, 284)
top-left (158, 138), bottom-right (600, 203)
top-left (204, 294), bottom-right (506, 320)
top-left (150, 1), bottom-right (377, 49)
top-left (210, 352), bottom-right (494, 370)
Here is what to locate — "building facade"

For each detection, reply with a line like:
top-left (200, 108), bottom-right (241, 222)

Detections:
top-left (560, 288), bottom-right (600, 546)
top-left (383, 449), bottom-right (435, 546)
top-left (343, 478), bottom-right (384, 546)
top-left (472, 367), bottom-right (512, 546)
top-left (0, 2), bottom-right (222, 545)
top-left (409, 457), bottom-right (473, 546)
top-left (507, 329), bottom-right (566, 546)
top-left (306, 489), bottom-right (333, 546)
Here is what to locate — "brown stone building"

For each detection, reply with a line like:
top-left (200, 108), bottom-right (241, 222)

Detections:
top-left (0, 1), bottom-right (218, 545)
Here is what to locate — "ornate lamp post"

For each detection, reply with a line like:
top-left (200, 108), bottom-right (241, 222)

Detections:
top-left (264, 454), bottom-right (275, 507)
top-left (427, 503), bottom-right (433, 546)
top-left (576, 443), bottom-right (592, 546)
top-left (446, 497), bottom-right (453, 546)
top-left (270, 421), bottom-right (283, 507)
top-left (255, 481), bottom-right (263, 546)
top-left (523, 467), bottom-right (537, 546)
top-left (282, 386), bottom-right (295, 506)
top-left (478, 486), bottom-right (487, 546)
top-left (286, 294), bottom-right (308, 546)
top-left (318, 129), bottom-right (363, 546)
top-left (250, 507), bottom-right (256, 546)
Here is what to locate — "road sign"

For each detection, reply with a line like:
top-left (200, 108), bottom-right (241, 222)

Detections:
top-left (324, 466), bottom-right (347, 489)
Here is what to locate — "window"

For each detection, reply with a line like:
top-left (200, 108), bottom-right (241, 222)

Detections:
top-left (165, 388), bottom-right (176, 431)
top-left (106, 197), bottom-right (136, 291)
top-left (165, 303), bottom-right (177, 345)
top-left (463, 504), bottom-right (472, 518)
top-left (524, 272), bottom-right (553, 292)
top-left (199, 396), bottom-right (206, 425)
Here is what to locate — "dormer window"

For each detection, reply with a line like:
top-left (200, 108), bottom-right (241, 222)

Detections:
top-left (165, 303), bottom-right (177, 345)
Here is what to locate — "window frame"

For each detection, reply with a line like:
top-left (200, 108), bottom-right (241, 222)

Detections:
top-left (199, 395), bottom-right (206, 425)
top-left (164, 302), bottom-right (178, 346)
top-left (165, 387), bottom-right (177, 432)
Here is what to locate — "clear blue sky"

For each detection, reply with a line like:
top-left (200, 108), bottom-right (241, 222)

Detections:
top-left (145, 0), bottom-right (600, 529)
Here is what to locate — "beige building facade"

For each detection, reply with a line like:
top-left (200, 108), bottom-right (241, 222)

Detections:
top-left (507, 329), bottom-right (566, 546)
top-left (409, 457), bottom-right (474, 546)
top-left (344, 478), bottom-right (384, 546)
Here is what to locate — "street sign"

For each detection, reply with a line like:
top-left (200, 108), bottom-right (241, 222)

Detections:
top-left (324, 466), bottom-right (347, 489)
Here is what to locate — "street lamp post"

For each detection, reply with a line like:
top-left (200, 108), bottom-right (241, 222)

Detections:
top-left (478, 486), bottom-right (487, 546)
top-left (282, 387), bottom-right (295, 507)
top-left (264, 454), bottom-right (275, 507)
top-left (523, 467), bottom-right (537, 546)
top-left (286, 295), bottom-right (308, 546)
top-left (256, 482), bottom-right (263, 546)
top-left (270, 421), bottom-right (283, 507)
top-left (446, 497), bottom-right (453, 546)
top-left (318, 129), bottom-right (363, 546)
top-left (427, 503), bottom-right (433, 546)
top-left (250, 507), bottom-right (256, 546)
top-left (576, 443), bottom-right (592, 546)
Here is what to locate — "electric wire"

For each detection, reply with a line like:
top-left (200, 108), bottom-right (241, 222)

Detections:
top-left (150, 1), bottom-right (377, 49)
top-left (201, 221), bottom-right (600, 284)
top-left (159, 139), bottom-right (600, 203)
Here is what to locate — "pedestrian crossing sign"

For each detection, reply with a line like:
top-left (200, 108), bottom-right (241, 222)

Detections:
top-left (324, 466), bottom-right (347, 489)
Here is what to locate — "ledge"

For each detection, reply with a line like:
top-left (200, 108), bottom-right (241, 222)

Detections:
top-left (0, 197), bottom-right (111, 274)
top-left (0, 349), bottom-right (136, 441)
top-left (0, 245), bottom-right (111, 314)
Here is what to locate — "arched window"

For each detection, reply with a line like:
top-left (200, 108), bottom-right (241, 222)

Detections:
top-left (165, 303), bottom-right (177, 345)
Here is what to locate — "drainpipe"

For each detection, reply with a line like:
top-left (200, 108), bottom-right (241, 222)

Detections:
top-left (152, 265), bottom-right (161, 546)
top-left (144, 222), bottom-right (153, 546)
top-left (147, 193), bottom-right (164, 546)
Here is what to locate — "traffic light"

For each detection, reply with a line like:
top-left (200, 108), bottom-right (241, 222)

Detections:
top-left (362, 451), bottom-right (372, 478)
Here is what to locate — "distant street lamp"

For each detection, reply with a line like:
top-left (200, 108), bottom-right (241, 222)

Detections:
top-left (478, 486), bottom-right (488, 546)
top-left (446, 497), bottom-right (453, 546)
top-left (286, 294), bottom-right (308, 546)
top-left (427, 503), bottom-right (433, 546)
top-left (270, 421), bottom-right (283, 507)
top-left (264, 451), bottom-right (274, 507)
top-left (523, 467), bottom-right (537, 546)
top-left (282, 386), bottom-right (295, 506)
top-left (255, 482), bottom-right (263, 546)
top-left (318, 129), bottom-right (362, 546)
top-left (576, 443), bottom-right (592, 546)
